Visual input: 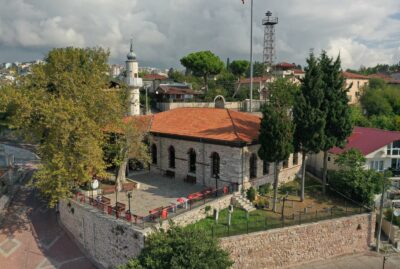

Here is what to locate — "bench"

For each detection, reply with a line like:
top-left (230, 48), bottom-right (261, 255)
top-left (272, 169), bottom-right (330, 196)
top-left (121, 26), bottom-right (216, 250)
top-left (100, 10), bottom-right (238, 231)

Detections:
top-left (184, 175), bottom-right (196, 184)
top-left (165, 170), bottom-right (175, 178)
top-left (122, 182), bottom-right (137, 192)
top-left (102, 185), bottom-right (115, 195)
top-left (149, 207), bottom-right (164, 220)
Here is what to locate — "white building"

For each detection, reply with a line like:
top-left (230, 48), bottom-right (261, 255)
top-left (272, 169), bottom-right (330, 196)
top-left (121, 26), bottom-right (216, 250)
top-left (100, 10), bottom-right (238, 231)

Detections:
top-left (125, 40), bottom-right (143, 116)
top-left (308, 127), bottom-right (400, 177)
top-left (130, 108), bottom-right (302, 190)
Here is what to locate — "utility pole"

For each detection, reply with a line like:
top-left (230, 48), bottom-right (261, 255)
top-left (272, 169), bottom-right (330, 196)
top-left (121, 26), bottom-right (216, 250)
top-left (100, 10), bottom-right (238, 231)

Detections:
top-left (249, 0), bottom-right (254, 113)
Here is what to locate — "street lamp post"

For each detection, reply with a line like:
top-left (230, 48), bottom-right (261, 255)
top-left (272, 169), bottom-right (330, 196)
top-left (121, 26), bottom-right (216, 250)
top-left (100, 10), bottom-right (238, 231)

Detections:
top-left (249, 0), bottom-right (254, 113)
top-left (127, 192), bottom-right (132, 213)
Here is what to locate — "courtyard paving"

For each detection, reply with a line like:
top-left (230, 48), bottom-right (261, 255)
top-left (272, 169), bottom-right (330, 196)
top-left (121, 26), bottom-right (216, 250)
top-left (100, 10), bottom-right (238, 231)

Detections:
top-left (104, 172), bottom-right (205, 216)
top-left (0, 142), bottom-right (95, 269)
top-left (289, 251), bottom-right (400, 269)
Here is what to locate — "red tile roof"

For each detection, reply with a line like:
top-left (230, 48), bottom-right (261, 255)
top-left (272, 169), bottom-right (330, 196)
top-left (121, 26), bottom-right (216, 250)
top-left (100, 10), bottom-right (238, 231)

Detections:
top-left (342, 72), bottom-right (369, 80)
top-left (368, 73), bottom-right (400, 84)
top-left (143, 74), bottom-right (168, 80)
top-left (330, 127), bottom-right (400, 156)
top-left (130, 108), bottom-right (261, 144)
top-left (276, 62), bottom-right (296, 69)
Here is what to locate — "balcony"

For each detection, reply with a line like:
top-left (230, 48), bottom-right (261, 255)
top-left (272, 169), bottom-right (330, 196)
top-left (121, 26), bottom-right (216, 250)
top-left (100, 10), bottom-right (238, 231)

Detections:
top-left (127, 77), bottom-right (143, 88)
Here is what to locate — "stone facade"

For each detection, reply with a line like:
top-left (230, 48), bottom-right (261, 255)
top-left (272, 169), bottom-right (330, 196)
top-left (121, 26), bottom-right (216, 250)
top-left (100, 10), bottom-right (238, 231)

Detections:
top-left (59, 199), bottom-right (146, 269)
top-left (149, 136), bottom-right (302, 191)
top-left (220, 213), bottom-right (376, 269)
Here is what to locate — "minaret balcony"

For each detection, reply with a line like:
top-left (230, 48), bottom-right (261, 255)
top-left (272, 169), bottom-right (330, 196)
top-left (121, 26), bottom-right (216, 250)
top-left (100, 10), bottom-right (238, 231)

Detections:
top-left (127, 77), bottom-right (143, 88)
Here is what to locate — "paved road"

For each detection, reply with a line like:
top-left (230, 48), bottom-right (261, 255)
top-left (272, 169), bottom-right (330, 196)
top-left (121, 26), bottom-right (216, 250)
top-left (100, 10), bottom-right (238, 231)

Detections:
top-left (290, 251), bottom-right (400, 269)
top-left (0, 147), bottom-right (96, 269)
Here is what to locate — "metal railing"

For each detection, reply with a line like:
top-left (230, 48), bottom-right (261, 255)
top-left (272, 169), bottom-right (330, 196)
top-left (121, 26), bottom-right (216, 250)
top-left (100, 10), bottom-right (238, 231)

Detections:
top-left (194, 204), bottom-right (370, 238)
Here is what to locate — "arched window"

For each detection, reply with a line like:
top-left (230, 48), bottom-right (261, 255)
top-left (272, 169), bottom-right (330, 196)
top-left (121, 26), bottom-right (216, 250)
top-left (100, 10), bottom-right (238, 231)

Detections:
top-left (188, 148), bottom-right (196, 173)
top-left (211, 152), bottom-right (220, 178)
top-left (250, 154), bottom-right (257, 179)
top-left (151, 144), bottom-right (157, 164)
top-left (168, 146), bottom-right (175, 168)
top-left (263, 160), bottom-right (269, 175)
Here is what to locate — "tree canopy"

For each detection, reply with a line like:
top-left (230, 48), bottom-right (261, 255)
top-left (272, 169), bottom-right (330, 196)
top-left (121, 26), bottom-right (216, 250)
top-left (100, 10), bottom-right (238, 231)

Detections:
top-left (180, 51), bottom-right (224, 92)
top-left (328, 149), bottom-right (389, 205)
top-left (119, 225), bottom-right (233, 269)
top-left (229, 60), bottom-right (249, 78)
top-left (293, 52), bottom-right (325, 201)
top-left (319, 51), bottom-right (353, 193)
top-left (258, 78), bottom-right (296, 211)
top-left (0, 47), bottom-right (132, 206)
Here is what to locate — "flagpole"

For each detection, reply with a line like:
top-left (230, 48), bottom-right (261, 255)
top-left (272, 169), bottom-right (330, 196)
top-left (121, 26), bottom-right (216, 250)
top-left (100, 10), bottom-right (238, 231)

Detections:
top-left (249, 0), bottom-right (254, 113)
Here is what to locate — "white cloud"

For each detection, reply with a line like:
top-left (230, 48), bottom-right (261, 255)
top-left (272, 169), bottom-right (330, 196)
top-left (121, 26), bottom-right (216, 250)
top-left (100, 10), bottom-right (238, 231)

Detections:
top-left (0, 0), bottom-right (399, 69)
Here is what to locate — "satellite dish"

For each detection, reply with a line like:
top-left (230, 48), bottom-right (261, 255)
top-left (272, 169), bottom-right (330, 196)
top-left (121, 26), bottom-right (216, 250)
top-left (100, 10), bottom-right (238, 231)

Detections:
top-left (91, 179), bottom-right (99, 190)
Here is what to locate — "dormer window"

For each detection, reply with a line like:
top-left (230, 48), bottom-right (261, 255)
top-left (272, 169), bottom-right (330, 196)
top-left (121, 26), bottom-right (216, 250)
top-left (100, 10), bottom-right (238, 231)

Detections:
top-left (388, 141), bottom-right (400, 156)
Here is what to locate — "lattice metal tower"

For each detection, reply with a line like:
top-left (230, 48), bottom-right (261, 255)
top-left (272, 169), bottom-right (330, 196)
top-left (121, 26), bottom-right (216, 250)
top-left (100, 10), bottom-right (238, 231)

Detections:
top-left (262, 11), bottom-right (278, 74)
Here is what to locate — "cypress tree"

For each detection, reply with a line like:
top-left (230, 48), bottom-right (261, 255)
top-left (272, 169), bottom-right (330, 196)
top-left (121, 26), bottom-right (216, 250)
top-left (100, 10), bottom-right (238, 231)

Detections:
top-left (319, 51), bottom-right (353, 193)
top-left (258, 78), bottom-right (295, 212)
top-left (293, 52), bottom-right (326, 201)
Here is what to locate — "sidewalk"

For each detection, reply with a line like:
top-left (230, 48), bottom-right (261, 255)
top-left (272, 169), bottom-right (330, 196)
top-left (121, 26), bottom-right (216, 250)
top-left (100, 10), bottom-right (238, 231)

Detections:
top-left (289, 251), bottom-right (400, 269)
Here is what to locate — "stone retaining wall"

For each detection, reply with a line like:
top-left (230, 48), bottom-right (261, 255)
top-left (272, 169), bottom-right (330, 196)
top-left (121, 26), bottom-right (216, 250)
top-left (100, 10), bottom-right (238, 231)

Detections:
top-left (220, 213), bottom-right (376, 269)
top-left (59, 199), bottom-right (146, 269)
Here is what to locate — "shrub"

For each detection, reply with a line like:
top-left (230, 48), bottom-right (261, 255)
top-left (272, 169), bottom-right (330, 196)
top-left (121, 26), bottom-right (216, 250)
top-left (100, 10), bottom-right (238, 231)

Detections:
top-left (118, 225), bottom-right (233, 269)
top-left (258, 183), bottom-right (271, 196)
top-left (246, 187), bottom-right (256, 202)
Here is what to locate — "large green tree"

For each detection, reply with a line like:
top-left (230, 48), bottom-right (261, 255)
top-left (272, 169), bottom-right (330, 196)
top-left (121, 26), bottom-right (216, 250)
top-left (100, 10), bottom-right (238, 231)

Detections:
top-left (0, 47), bottom-right (130, 206)
top-left (180, 51), bottom-right (224, 92)
top-left (293, 52), bottom-right (326, 201)
top-left (328, 149), bottom-right (389, 205)
top-left (319, 51), bottom-right (353, 194)
top-left (258, 78), bottom-right (296, 212)
top-left (119, 225), bottom-right (233, 269)
top-left (229, 60), bottom-right (249, 78)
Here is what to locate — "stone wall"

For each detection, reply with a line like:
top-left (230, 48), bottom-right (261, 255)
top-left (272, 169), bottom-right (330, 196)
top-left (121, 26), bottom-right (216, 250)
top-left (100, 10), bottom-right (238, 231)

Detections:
top-left (59, 199), bottom-right (146, 269)
top-left (381, 217), bottom-right (400, 248)
top-left (170, 194), bottom-right (233, 227)
top-left (220, 213), bottom-right (376, 269)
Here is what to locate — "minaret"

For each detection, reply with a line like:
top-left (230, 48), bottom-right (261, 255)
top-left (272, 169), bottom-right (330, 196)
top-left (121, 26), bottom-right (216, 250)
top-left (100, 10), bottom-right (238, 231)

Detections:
top-left (126, 39), bottom-right (142, 116)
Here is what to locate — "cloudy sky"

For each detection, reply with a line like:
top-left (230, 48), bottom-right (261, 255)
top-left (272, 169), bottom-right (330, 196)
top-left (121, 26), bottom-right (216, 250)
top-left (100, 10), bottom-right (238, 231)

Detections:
top-left (0, 0), bottom-right (399, 69)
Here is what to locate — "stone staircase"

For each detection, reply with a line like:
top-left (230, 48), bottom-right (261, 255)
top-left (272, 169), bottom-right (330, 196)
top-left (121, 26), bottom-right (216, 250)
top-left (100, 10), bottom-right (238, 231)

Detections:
top-left (232, 193), bottom-right (256, 212)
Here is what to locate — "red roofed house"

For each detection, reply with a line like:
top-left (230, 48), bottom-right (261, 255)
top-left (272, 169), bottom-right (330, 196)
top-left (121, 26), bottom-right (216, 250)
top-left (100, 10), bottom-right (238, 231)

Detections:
top-left (307, 127), bottom-right (400, 177)
top-left (134, 108), bottom-right (302, 189)
top-left (142, 73), bottom-right (170, 93)
top-left (343, 72), bottom-right (369, 105)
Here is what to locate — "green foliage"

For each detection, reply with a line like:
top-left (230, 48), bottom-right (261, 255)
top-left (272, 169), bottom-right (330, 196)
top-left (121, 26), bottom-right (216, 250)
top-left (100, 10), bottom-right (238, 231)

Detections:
top-left (0, 47), bottom-right (129, 206)
top-left (350, 105), bottom-right (370, 127)
top-left (246, 61), bottom-right (264, 77)
top-left (293, 52), bottom-right (326, 154)
top-left (229, 60), bottom-right (249, 78)
top-left (320, 51), bottom-right (353, 151)
top-left (258, 183), bottom-right (271, 196)
top-left (384, 208), bottom-right (400, 227)
top-left (180, 51), bottom-right (224, 92)
top-left (360, 89), bottom-right (393, 116)
top-left (119, 225), bottom-right (233, 269)
top-left (246, 187), bottom-right (256, 202)
top-left (215, 70), bottom-right (236, 97)
top-left (328, 149), bottom-right (389, 205)
top-left (168, 70), bottom-right (186, 83)
top-left (368, 78), bottom-right (386, 90)
top-left (258, 78), bottom-right (295, 163)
